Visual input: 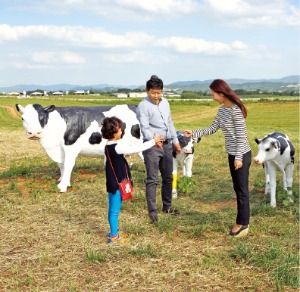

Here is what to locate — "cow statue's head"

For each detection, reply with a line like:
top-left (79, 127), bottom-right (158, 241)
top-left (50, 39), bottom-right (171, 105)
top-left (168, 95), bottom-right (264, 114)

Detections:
top-left (254, 137), bottom-right (281, 164)
top-left (16, 104), bottom-right (56, 140)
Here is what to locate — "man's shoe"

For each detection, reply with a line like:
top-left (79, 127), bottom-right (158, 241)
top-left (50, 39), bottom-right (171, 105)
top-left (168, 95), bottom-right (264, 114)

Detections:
top-left (163, 207), bottom-right (180, 216)
top-left (149, 215), bottom-right (158, 224)
top-left (229, 225), bottom-right (249, 238)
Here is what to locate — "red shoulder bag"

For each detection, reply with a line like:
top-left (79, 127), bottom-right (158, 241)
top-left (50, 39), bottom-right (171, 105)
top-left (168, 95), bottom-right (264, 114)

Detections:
top-left (106, 146), bottom-right (133, 201)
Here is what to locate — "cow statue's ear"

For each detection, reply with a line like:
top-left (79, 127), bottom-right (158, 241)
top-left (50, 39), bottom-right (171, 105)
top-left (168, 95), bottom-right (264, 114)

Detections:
top-left (255, 138), bottom-right (261, 144)
top-left (44, 105), bottom-right (56, 113)
top-left (271, 141), bottom-right (280, 149)
top-left (16, 104), bottom-right (24, 113)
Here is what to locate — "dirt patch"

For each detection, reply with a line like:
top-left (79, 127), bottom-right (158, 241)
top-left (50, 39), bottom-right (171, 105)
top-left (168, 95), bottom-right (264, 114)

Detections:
top-left (3, 105), bottom-right (21, 119)
top-left (198, 200), bottom-right (236, 212)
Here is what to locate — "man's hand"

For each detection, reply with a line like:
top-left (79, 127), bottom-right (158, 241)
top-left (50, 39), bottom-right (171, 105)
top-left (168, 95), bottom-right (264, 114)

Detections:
top-left (174, 143), bottom-right (181, 155)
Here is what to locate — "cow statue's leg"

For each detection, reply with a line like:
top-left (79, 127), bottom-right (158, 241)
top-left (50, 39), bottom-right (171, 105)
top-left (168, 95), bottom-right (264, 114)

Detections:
top-left (263, 162), bottom-right (271, 195)
top-left (57, 162), bottom-right (64, 182)
top-left (172, 158), bottom-right (179, 198)
top-left (281, 169), bottom-right (287, 191)
top-left (184, 155), bottom-right (194, 178)
top-left (268, 164), bottom-right (277, 207)
top-left (285, 164), bottom-right (294, 203)
top-left (57, 150), bottom-right (78, 192)
top-left (138, 152), bottom-right (144, 161)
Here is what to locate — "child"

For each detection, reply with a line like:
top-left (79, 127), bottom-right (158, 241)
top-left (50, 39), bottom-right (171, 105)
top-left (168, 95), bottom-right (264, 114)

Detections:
top-left (101, 116), bottom-right (163, 244)
top-left (185, 79), bottom-right (252, 238)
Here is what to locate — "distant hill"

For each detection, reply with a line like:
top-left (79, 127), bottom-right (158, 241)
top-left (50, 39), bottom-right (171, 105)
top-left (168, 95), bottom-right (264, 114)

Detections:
top-left (0, 75), bottom-right (299, 93)
top-left (167, 75), bottom-right (300, 92)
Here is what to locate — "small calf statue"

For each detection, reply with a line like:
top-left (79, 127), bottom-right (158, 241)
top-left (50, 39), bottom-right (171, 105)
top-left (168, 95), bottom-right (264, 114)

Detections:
top-left (172, 131), bottom-right (201, 198)
top-left (254, 132), bottom-right (295, 207)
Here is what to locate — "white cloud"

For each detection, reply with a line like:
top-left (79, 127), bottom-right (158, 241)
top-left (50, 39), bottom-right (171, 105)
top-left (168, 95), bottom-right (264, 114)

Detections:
top-left (29, 51), bottom-right (85, 64)
top-left (3, 0), bottom-right (298, 26)
top-left (1, 24), bottom-right (249, 56)
top-left (0, 24), bottom-right (154, 48)
top-left (103, 50), bottom-right (175, 63)
top-left (204, 0), bottom-right (300, 27)
top-left (156, 36), bottom-right (247, 54)
top-left (0, 24), bottom-right (19, 41)
top-left (116, 0), bottom-right (200, 14)
top-left (4, 0), bottom-right (200, 19)
top-left (10, 51), bottom-right (85, 70)
top-left (231, 41), bottom-right (248, 50)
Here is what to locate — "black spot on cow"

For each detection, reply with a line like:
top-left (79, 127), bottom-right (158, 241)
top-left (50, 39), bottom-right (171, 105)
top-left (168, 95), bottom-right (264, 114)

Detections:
top-left (121, 122), bottom-right (126, 139)
top-left (56, 106), bottom-right (113, 145)
top-left (33, 104), bottom-right (56, 128)
top-left (89, 132), bottom-right (102, 144)
top-left (263, 132), bottom-right (287, 142)
top-left (131, 124), bottom-right (141, 139)
top-left (287, 140), bottom-right (295, 164)
top-left (277, 137), bottom-right (288, 155)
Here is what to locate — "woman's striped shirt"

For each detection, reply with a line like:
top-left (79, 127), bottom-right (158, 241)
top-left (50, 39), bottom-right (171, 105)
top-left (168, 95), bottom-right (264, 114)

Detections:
top-left (192, 104), bottom-right (251, 161)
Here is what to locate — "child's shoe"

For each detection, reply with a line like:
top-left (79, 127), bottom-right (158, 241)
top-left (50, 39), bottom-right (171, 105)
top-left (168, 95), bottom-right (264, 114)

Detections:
top-left (108, 234), bottom-right (129, 245)
top-left (107, 232), bottom-right (129, 240)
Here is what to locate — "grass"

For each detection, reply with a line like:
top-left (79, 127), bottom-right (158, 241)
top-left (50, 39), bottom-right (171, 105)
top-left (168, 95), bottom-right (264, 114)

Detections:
top-left (0, 97), bottom-right (299, 291)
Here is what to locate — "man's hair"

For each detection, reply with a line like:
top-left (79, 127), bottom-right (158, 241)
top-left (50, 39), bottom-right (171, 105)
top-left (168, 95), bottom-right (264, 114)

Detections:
top-left (146, 75), bottom-right (163, 90)
top-left (101, 116), bottom-right (123, 139)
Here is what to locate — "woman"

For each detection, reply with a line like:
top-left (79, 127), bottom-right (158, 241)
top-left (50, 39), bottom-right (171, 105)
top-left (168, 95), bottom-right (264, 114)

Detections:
top-left (185, 79), bottom-right (251, 238)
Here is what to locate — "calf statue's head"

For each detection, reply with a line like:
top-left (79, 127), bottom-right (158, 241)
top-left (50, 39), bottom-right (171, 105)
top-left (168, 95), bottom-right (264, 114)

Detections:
top-left (174, 131), bottom-right (201, 157)
top-left (254, 137), bottom-right (281, 164)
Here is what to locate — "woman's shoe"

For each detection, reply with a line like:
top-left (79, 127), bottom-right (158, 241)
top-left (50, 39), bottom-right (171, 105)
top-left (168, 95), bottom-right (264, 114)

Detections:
top-left (229, 225), bottom-right (249, 238)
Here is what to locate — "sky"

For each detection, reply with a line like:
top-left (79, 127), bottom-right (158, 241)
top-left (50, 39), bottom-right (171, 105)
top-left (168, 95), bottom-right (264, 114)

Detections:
top-left (0, 0), bottom-right (299, 87)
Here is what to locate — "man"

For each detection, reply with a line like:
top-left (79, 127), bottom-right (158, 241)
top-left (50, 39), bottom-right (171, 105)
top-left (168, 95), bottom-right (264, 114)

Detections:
top-left (137, 75), bottom-right (181, 223)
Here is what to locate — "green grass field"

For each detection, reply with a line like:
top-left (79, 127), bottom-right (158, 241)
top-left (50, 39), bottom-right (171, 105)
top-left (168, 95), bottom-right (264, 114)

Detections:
top-left (0, 97), bottom-right (299, 291)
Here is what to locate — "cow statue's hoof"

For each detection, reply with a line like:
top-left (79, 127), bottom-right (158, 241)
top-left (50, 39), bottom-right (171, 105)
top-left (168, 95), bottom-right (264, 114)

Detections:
top-left (172, 189), bottom-right (178, 199)
top-left (57, 182), bottom-right (68, 193)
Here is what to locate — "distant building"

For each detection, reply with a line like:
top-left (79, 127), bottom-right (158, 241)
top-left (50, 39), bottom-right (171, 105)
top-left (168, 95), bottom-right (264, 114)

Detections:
top-left (115, 93), bottom-right (128, 98)
top-left (30, 92), bottom-right (43, 96)
top-left (8, 92), bottom-right (21, 96)
top-left (164, 92), bottom-right (181, 98)
top-left (74, 90), bottom-right (86, 95)
top-left (52, 91), bottom-right (64, 96)
top-left (128, 92), bottom-right (147, 98)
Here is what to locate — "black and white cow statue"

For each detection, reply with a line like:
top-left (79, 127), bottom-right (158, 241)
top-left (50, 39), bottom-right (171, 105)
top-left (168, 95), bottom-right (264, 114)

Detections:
top-left (16, 103), bottom-right (143, 192)
top-left (254, 132), bottom-right (295, 207)
top-left (172, 131), bottom-right (201, 198)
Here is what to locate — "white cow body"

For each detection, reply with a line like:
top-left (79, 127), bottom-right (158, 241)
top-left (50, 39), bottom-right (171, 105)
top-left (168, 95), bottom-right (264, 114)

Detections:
top-left (172, 131), bottom-right (201, 198)
top-left (16, 104), bottom-right (143, 192)
top-left (254, 132), bottom-right (295, 207)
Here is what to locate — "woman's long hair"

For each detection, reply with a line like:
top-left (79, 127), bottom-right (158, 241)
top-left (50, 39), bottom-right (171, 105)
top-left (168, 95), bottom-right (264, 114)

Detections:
top-left (209, 79), bottom-right (247, 118)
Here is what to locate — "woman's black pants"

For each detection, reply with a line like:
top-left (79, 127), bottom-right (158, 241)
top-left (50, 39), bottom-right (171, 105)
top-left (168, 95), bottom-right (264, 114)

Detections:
top-left (228, 151), bottom-right (252, 225)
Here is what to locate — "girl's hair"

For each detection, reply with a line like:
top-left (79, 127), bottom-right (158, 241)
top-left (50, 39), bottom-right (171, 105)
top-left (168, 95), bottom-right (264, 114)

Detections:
top-left (209, 79), bottom-right (248, 118)
top-left (146, 75), bottom-right (163, 90)
top-left (101, 116), bottom-right (123, 139)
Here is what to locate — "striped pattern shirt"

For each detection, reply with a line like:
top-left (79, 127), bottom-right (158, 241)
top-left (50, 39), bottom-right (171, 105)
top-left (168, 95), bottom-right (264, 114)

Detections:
top-left (192, 104), bottom-right (251, 161)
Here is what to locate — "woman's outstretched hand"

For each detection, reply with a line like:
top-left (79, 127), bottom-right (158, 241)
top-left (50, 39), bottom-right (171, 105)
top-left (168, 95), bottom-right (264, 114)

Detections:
top-left (184, 130), bottom-right (192, 137)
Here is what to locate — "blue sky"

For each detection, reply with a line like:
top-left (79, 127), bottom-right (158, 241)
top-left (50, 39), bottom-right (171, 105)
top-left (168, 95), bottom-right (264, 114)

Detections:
top-left (0, 0), bottom-right (299, 86)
